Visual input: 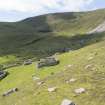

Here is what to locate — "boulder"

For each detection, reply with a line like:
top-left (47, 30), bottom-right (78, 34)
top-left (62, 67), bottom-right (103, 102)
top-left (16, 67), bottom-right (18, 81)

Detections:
top-left (32, 76), bottom-right (40, 81)
top-left (0, 71), bottom-right (8, 80)
top-left (48, 87), bottom-right (57, 92)
top-left (69, 78), bottom-right (76, 82)
top-left (61, 99), bottom-right (75, 105)
top-left (74, 88), bottom-right (86, 94)
top-left (66, 78), bottom-right (76, 84)
top-left (37, 81), bottom-right (44, 85)
top-left (67, 65), bottom-right (73, 68)
top-left (37, 57), bottom-right (59, 68)
top-left (85, 64), bottom-right (93, 70)
top-left (24, 59), bottom-right (32, 65)
top-left (2, 88), bottom-right (18, 97)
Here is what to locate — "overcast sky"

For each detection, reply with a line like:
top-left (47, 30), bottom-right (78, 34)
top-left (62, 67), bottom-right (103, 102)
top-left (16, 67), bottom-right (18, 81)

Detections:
top-left (0, 0), bottom-right (105, 22)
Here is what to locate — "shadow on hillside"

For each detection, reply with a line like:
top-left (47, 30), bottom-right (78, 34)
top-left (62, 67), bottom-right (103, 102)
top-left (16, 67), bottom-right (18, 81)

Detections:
top-left (0, 13), bottom-right (105, 63)
top-left (0, 31), bottom-right (105, 62)
top-left (18, 32), bottom-right (105, 60)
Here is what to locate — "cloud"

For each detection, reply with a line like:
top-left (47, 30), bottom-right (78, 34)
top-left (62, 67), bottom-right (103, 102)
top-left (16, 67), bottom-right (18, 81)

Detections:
top-left (0, 0), bottom-right (94, 13)
top-left (0, 0), bottom-right (94, 21)
top-left (0, 0), bottom-right (35, 12)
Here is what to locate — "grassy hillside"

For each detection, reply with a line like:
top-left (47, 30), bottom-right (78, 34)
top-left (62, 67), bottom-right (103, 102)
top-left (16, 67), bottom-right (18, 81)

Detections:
top-left (0, 9), bottom-right (105, 65)
top-left (0, 31), bottom-right (105, 105)
top-left (0, 9), bottom-right (105, 105)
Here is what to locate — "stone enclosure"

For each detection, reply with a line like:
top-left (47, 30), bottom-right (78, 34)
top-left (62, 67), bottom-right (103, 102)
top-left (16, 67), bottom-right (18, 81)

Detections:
top-left (37, 57), bottom-right (59, 68)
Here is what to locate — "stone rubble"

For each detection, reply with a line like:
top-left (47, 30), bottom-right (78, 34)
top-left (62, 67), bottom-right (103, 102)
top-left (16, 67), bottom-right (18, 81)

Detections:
top-left (48, 87), bottom-right (57, 92)
top-left (61, 99), bottom-right (75, 105)
top-left (2, 88), bottom-right (18, 97)
top-left (74, 88), bottom-right (86, 94)
top-left (37, 81), bottom-right (44, 85)
top-left (66, 78), bottom-right (76, 84)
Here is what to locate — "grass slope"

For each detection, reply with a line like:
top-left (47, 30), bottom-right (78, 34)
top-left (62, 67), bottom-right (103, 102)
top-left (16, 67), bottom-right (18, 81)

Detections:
top-left (0, 9), bottom-right (105, 65)
top-left (0, 9), bottom-right (105, 105)
top-left (0, 31), bottom-right (105, 105)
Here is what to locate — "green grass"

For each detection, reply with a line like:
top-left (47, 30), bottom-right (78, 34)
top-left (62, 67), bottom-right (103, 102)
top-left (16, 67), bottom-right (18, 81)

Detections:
top-left (0, 55), bottom-right (16, 64)
top-left (0, 32), bottom-right (105, 105)
top-left (0, 9), bottom-right (105, 65)
top-left (0, 9), bottom-right (105, 105)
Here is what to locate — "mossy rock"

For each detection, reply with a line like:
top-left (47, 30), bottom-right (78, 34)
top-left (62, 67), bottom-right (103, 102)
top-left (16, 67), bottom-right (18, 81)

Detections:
top-left (37, 57), bottom-right (59, 68)
top-left (0, 71), bottom-right (8, 80)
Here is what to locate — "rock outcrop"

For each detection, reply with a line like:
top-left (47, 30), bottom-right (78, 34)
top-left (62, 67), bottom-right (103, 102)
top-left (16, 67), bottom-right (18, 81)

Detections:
top-left (37, 57), bottom-right (59, 68)
top-left (23, 59), bottom-right (32, 65)
top-left (0, 71), bottom-right (8, 80)
top-left (2, 88), bottom-right (18, 97)
top-left (89, 21), bottom-right (105, 34)
top-left (61, 99), bottom-right (75, 105)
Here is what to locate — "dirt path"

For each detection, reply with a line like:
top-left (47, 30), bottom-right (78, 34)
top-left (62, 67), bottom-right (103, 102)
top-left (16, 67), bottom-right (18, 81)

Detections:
top-left (89, 21), bottom-right (105, 33)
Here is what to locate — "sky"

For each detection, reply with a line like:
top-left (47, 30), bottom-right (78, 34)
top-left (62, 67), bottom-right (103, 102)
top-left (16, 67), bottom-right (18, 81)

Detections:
top-left (0, 0), bottom-right (105, 22)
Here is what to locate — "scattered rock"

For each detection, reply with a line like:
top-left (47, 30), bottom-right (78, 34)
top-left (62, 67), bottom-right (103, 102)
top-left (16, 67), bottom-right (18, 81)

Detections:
top-left (37, 81), bottom-right (44, 85)
top-left (88, 56), bottom-right (94, 60)
top-left (48, 87), bottom-right (57, 92)
top-left (37, 57), bottom-right (59, 68)
top-left (0, 71), bottom-right (8, 80)
top-left (66, 78), bottom-right (76, 84)
top-left (2, 88), bottom-right (18, 97)
top-left (85, 64), bottom-right (93, 70)
top-left (74, 88), bottom-right (86, 94)
top-left (70, 78), bottom-right (76, 82)
top-left (67, 65), bottom-right (73, 68)
top-left (23, 59), bottom-right (32, 65)
top-left (32, 76), bottom-right (40, 81)
top-left (61, 99), bottom-right (75, 105)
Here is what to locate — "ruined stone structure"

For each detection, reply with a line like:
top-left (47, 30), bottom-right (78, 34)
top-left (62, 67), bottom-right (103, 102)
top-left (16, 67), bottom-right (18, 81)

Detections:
top-left (37, 57), bottom-right (59, 68)
top-left (23, 59), bottom-right (32, 65)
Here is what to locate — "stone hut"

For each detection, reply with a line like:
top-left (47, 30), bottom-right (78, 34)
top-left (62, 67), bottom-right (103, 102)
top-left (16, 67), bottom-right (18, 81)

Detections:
top-left (37, 57), bottom-right (59, 68)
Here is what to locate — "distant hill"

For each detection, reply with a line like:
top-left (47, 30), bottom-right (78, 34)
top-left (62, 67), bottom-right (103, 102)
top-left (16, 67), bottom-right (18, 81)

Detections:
top-left (0, 8), bottom-right (105, 64)
top-left (1, 8), bottom-right (105, 105)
